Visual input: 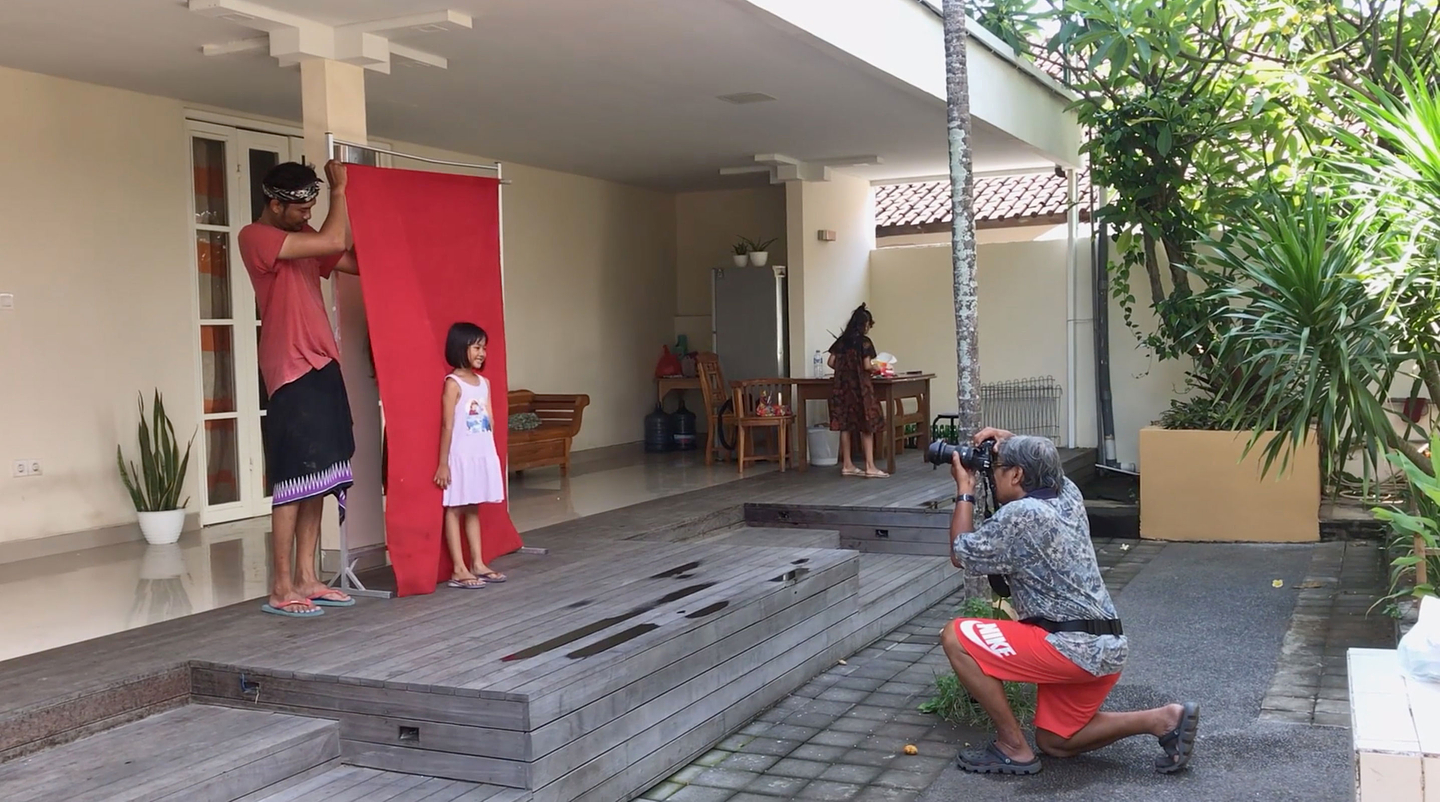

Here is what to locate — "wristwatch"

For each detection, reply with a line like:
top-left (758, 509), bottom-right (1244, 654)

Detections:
top-left (954, 493), bottom-right (976, 505)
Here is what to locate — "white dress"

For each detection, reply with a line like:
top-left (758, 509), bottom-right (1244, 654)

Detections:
top-left (442, 373), bottom-right (506, 507)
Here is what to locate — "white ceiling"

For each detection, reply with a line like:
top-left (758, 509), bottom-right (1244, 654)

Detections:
top-left (0, 0), bottom-right (1056, 191)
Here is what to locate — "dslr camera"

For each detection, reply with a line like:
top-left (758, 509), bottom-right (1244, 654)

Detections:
top-left (928, 436), bottom-right (1013, 598)
top-left (925, 437), bottom-right (997, 471)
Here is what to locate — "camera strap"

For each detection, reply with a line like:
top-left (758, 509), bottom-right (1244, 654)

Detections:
top-left (1022, 617), bottom-right (1124, 637)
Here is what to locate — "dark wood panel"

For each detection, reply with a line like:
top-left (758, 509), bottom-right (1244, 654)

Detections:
top-left (533, 596), bottom-right (857, 802)
top-left (191, 669), bottom-right (528, 732)
top-left (0, 706), bottom-right (337, 802)
top-left (528, 579), bottom-right (861, 781)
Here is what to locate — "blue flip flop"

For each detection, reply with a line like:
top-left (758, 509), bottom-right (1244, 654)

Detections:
top-left (261, 600), bottom-right (324, 618)
top-left (310, 593), bottom-right (355, 607)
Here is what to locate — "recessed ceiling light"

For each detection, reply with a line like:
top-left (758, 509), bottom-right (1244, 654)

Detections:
top-left (412, 24), bottom-right (447, 33)
top-left (219, 12), bottom-right (254, 22)
top-left (717, 92), bottom-right (777, 105)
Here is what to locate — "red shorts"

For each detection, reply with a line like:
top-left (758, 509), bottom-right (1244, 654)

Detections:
top-left (951, 618), bottom-right (1120, 738)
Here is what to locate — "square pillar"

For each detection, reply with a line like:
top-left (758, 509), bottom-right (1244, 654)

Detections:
top-left (298, 59), bottom-right (384, 562)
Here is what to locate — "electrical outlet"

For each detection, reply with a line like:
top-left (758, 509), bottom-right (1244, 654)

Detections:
top-left (27, 461), bottom-right (41, 476)
top-left (12, 461), bottom-right (29, 478)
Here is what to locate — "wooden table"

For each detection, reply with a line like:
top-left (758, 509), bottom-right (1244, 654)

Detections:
top-left (656, 376), bottom-right (701, 408)
top-left (790, 373), bottom-right (934, 473)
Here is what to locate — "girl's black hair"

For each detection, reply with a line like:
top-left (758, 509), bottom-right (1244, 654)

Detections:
top-left (834, 304), bottom-right (874, 351)
top-left (445, 322), bottom-right (488, 370)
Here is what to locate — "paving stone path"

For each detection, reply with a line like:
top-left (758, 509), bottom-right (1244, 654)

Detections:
top-left (1260, 540), bottom-right (1393, 728)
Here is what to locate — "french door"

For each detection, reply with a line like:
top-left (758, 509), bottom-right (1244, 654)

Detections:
top-left (187, 121), bottom-right (303, 524)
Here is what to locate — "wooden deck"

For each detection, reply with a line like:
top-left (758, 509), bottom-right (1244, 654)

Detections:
top-left (0, 455), bottom-right (1031, 802)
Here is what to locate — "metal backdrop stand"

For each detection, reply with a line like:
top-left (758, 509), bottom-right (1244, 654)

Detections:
top-left (322, 133), bottom-right (525, 597)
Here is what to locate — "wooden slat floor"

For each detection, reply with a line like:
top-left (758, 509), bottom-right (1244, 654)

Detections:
top-left (0, 705), bottom-right (339, 802)
top-left (0, 455), bottom-right (1013, 801)
top-left (515, 448), bottom-right (1093, 551)
top-left (251, 765), bottom-right (524, 802)
top-left (0, 450), bottom-right (1068, 726)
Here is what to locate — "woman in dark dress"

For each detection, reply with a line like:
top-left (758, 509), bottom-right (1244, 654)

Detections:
top-left (828, 304), bottom-right (887, 478)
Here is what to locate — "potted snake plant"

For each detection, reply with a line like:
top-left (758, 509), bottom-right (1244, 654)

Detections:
top-left (742, 236), bottom-right (777, 267)
top-left (117, 391), bottom-right (195, 545)
top-left (731, 239), bottom-right (749, 267)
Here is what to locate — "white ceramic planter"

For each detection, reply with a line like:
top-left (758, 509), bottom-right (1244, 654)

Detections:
top-left (748, 251), bottom-right (770, 267)
top-left (731, 254), bottom-right (748, 267)
top-left (137, 509), bottom-right (185, 546)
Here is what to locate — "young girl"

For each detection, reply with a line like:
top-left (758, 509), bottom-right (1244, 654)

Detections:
top-left (828, 304), bottom-right (887, 478)
top-left (434, 322), bottom-right (509, 589)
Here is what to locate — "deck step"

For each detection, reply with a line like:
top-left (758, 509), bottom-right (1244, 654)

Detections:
top-left (248, 764), bottom-right (525, 801)
top-left (0, 704), bottom-right (339, 802)
top-left (701, 525), bottom-right (842, 550)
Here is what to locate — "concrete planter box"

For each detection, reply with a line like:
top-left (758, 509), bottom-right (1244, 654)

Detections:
top-left (1138, 426), bottom-right (1320, 542)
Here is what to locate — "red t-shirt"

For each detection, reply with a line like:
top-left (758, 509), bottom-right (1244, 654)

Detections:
top-left (238, 224), bottom-right (345, 394)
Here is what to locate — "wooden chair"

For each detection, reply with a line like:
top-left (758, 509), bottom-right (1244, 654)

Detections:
top-left (884, 392), bottom-right (929, 460)
top-left (731, 379), bottom-right (795, 477)
top-left (696, 353), bottom-right (734, 464)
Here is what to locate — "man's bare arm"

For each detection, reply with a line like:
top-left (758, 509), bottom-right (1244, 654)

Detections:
top-left (277, 160), bottom-right (350, 260)
top-left (332, 250), bottom-right (358, 275)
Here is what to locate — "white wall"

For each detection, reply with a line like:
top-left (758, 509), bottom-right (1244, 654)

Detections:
top-left (869, 227), bottom-right (1188, 465)
top-left (869, 240), bottom-right (1082, 444)
top-left (786, 174), bottom-right (876, 376)
top-left (673, 186), bottom-right (787, 351)
top-left (0, 66), bottom-right (197, 544)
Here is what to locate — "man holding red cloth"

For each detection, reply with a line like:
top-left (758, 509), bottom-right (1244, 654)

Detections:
top-left (239, 159), bottom-right (359, 618)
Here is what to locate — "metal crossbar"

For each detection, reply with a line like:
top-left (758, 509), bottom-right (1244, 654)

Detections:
top-left (980, 376), bottom-right (1064, 442)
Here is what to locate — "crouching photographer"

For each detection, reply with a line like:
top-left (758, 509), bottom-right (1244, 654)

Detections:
top-left (933, 427), bottom-right (1199, 776)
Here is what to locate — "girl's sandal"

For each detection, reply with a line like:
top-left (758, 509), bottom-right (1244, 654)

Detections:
top-left (863, 469), bottom-right (890, 479)
top-left (841, 467), bottom-right (864, 477)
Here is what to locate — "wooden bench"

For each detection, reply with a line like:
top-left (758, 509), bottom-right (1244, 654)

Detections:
top-left (508, 390), bottom-right (589, 476)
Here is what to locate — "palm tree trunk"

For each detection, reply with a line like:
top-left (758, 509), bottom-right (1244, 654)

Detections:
top-left (943, 0), bottom-right (990, 601)
top-left (943, 0), bottom-right (979, 438)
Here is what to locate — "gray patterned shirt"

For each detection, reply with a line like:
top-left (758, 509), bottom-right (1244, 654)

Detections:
top-left (952, 478), bottom-right (1128, 677)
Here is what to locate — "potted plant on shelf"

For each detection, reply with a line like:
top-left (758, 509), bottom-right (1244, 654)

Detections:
top-left (741, 236), bottom-right (777, 267)
top-left (117, 391), bottom-right (195, 546)
top-left (730, 239), bottom-right (749, 268)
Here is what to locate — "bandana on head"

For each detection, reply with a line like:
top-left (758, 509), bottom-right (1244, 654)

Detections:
top-left (263, 180), bottom-right (322, 204)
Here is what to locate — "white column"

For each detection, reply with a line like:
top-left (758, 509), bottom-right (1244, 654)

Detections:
top-left (299, 59), bottom-right (383, 560)
top-left (1065, 168), bottom-right (1079, 448)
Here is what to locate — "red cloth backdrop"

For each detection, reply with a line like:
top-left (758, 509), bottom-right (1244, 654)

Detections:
top-left (345, 165), bottom-right (522, 596)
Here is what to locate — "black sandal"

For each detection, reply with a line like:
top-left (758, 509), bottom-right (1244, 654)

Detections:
top-left (956, 741), bottom-right (1042, 775)
top-left (1155, 702), bottom-right (1201, 774)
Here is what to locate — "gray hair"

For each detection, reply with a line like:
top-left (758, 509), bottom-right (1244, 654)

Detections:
top-left (996, 435), bottom-right (1064, 492)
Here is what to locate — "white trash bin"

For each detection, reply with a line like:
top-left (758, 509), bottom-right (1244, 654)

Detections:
top-left (808, 425), bottom-right (839, 467)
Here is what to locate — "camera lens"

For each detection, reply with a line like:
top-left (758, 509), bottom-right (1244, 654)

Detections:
top-left (925, 440), bottom-right (962, 467)
top-left (926, 438), bottom-right (995, 470)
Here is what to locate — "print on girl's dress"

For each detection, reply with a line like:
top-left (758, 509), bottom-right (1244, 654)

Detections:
top-left (465, 400), bottom-right (492, 434)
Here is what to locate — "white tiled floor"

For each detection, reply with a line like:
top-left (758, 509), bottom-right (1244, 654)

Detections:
top-left (1349, 647), bottom-right (1440, 802)
top-left (0, 445), bottom-right (763, 663)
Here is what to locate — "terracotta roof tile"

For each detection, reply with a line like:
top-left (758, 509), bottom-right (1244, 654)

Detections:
top-left (875, 169), bottom-right (1092, 232)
